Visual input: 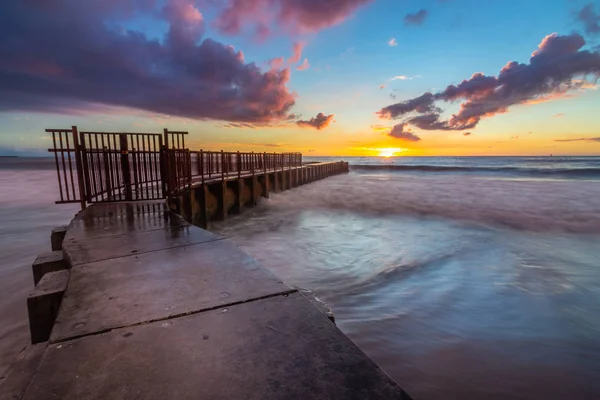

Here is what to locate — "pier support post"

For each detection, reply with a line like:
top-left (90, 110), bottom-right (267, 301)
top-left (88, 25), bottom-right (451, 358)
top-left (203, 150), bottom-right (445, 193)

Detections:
top-left (274, 172), bottom-right (281, 193)
top-left (280, 171), bottom-right (287, 191)
top-left (229, 179), bottom-right (245, 215)
top-left (250, 176), bottom-right (261, 204)
top-left (259, 174), bottom-right (269, 198)
top-left (191, 186), bottom-right (210, 229)
top-left (211, 182), bottom-right (227, 221)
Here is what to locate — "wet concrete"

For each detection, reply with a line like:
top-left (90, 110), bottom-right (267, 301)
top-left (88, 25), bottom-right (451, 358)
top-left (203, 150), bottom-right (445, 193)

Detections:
top-left (25, 294), bottom-right (409, 400)
top-left (52, 240), bottom-right (292, 342)
top-left (5, 200), bottom-right (408, 399)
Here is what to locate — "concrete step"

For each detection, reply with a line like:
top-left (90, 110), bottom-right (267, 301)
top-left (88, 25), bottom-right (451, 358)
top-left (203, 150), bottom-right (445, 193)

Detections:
top-left (27, 270), bottom-right (70, 344)
top-left (31, 252), bottom-right (68, 286)
top-left (50, 225), bottom-right (68, 251)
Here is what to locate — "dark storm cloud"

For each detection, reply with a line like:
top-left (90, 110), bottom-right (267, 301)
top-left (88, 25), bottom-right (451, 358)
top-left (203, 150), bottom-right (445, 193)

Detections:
top-left (377, 33), bottom-right (600, 131)
top-left (404, 9), bottom-right (429, 26)
top-left (296, 112), bottom-right (334, 130)
top-left (0, 0), bottom-right (296, 123)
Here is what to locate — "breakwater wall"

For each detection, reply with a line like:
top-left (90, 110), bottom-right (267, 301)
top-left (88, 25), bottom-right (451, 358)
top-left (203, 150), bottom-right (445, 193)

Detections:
top-left (173, 161), bottom-right (349, 228)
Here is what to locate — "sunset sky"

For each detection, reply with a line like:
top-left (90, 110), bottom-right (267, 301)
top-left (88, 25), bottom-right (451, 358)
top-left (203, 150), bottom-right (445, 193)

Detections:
top-left (1, 0), bottom-right (600, 156)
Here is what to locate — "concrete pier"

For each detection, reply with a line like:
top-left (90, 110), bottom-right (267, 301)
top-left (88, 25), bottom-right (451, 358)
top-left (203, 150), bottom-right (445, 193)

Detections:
top-left (1, 199), bottom-right (411, 399)
top-left (173, 161), bottom-right (349, 228)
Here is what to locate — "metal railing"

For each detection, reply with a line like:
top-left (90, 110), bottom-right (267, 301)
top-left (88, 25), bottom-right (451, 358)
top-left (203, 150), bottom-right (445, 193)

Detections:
top-left (48, 126), bottom-right (302, 209)
top-left (188, 151), bottom-right (302, 183)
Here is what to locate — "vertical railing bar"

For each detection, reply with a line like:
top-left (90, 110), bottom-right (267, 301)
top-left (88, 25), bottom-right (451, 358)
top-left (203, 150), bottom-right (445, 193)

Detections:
top-left (58, 132), bottom-right (70, 201)
top-left (158, 135), bottom-right (166, 199)
top-left (93, 133), bottom-right (101, 200)
top-left (151, 135), bottom-right (159, 199)
top-left (107, 134), bottom-right (114, 201)
top-left (64, 132), bottom-right (77, 202)
top-left (100, 134), bottom-right (110, 201)
top-left (133, 134), bottom-right (141, 199)
top-left (221, 150), bottom-right (225, 182)
top-left (111, 134), bottom-right (120, 200)
top-left (71, 127), bottom-right (87, 209)
top-left (116, 134), bottom-right (124, 201)
top-left (150, 135), bottom-right (157, 199)
top-left (119, 133), bottom-right (132, 201)
top-left (200, 150), bottom-right (204, 184)
top-left (79, 131), bottom-right (92, 204)
top-left (50, 132), bottom-right (64, 202)
top-left (143, 135), bottom-right (150, 200)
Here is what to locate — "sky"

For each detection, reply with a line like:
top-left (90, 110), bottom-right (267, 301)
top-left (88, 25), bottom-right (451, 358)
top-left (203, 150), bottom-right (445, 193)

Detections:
top-left (1, 0), bottom-right (600, 157)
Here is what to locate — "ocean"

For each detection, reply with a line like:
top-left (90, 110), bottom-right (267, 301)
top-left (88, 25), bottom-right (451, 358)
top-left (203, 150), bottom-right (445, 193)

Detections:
top-left (1, 156), bottom-right (600, 399)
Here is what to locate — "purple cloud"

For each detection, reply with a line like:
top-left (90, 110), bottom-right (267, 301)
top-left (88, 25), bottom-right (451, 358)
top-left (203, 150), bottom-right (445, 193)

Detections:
top-left (404, 9), bottom-right (429, 26)
top-left (0, 0), bottom-right (296, 123)
top-left (387, 123), bottom-right (421, 141)
top-left (377, 33), bottom-right (600, 131)
top-left (214, 0), bottom-right (372, 36)
top-left (297, 113), bottom-right (334, 130)
top-left (577, 4), bottom-right (600, 35)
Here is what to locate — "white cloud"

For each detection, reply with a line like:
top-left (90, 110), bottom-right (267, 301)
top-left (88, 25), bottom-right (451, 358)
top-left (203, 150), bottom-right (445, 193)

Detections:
top-left (392, 75), bottom-right (421, 80)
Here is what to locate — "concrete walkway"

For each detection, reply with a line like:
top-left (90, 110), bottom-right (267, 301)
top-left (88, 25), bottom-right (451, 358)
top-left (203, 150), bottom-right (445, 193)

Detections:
top-left (10, 201), bottom-right (410, 399)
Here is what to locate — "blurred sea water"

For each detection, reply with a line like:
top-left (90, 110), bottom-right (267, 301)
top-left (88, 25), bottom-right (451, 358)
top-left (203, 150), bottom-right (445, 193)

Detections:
top-left (1, 156), bottom-right (600, 398)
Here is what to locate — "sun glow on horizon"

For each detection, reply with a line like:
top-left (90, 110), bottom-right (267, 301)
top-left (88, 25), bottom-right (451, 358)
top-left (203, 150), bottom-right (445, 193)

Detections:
top-left (377, 147), bottom-right (405, 157)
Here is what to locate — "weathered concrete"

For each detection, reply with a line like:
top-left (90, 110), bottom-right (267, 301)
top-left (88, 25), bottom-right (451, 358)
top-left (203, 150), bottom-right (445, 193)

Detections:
top-left (51, 239), bottom-right (291, 342)
top-left (25, 293), bottom-right (409, 400)
top-left (64, 201), bottom-right (184, 241)
top-left (50, 226), bottom-right (67, 251)
top-left (0, 344), bottom-right (46, 400)
top-left (14, 174), bottom-right (410, 399)
top-left (27, 270), bottom-right (69, 344)
top-left (31, 251), bottom-right (67, 286)
top-left (63, 223), bottom-right (222, 266)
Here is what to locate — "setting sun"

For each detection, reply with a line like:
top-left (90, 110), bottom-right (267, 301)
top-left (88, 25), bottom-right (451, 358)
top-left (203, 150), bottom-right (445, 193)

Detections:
top-left (378, 148), bottom-right (404, 157)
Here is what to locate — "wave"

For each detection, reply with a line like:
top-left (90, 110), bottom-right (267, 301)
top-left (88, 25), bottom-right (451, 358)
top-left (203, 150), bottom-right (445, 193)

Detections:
top-left (259, 171), bottom-right (600, 234)
top-left (350, 164), bottom-right (600, 178)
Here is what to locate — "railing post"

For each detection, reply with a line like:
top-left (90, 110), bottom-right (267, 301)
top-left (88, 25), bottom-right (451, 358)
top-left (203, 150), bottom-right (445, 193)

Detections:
top-left (200, 149), bottom-right (204, 184)
top-left (77, 128), bottom-right (92, 204)
top-left (159, 135), bottom-right (167, 199)
top-left (162, 128), bottom-right (177, 201)
top-left (221, 150), bottom-right (225, 182)
top-left (263, 153), bottom-right (267, 175)
top-left (119, 133), bottom-right (133, 201)
top-left (237, 151), bottom-right (241, 179)
top-left (71, 126), bottom-right (87, 210)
